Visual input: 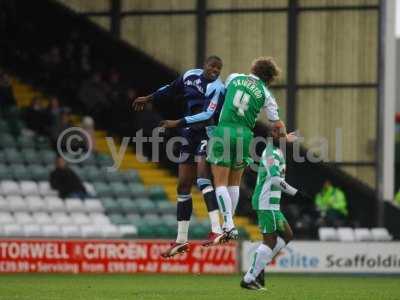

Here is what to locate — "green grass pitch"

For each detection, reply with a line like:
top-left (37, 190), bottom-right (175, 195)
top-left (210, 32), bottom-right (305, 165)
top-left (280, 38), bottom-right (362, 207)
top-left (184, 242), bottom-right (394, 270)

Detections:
top-left (0, 273), bottom-right (399, 300)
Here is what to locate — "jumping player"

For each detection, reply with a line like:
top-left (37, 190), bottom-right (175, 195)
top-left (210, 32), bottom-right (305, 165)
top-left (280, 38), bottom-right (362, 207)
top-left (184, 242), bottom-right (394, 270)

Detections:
top-left (240, 121), bottom-right (311, 290)
top-left (207, 57), bottom-right (297, 239)
top-left (133, 56), bottom-right (225, 257)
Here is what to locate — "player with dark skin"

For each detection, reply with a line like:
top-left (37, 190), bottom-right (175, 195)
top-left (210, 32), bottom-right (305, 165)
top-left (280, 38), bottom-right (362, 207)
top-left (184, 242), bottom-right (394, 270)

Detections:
top-left (262, 127), bottom-right (294, 251)
top-left (133, 59), bottom-right (222, 112)
top-left (132, 58), bottom-right (222, 198)
top-left (241, 122), bottom-right (310, 290)
top-left (132, 57), bottom-right (226, 256)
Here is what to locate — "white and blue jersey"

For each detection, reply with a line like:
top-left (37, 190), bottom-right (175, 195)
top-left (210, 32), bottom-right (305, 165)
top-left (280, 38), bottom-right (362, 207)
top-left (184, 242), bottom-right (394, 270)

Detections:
top-left (152, 69), bottom-right (225, 162)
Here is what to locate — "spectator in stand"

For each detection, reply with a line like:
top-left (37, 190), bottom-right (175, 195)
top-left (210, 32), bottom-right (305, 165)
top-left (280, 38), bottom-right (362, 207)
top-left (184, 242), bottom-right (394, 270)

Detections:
top-left (395, 189), bottom-right (400, 206)
top-left (0, 70), bottom-right (16, 112)
top-left (45, 96), bottom-right (62, 127)
top-left (50, 156), bottom-right (87, 199)
top-left (78, 71), bottom-right (110, 128)
top-left (23, 97), bottom-right (48, 136)
top-left (315, 180), bottom-right (348, 226)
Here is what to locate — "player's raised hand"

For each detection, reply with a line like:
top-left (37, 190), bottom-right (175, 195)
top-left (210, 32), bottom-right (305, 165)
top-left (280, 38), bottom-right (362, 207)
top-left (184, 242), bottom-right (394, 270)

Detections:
top-left (159, 120), bottom-right (180, 128)
top-left (286, 131), bottom-right (299, 143)
top-left (132, 95), bottom-right (151, 111)
top-left (293, 190), bottom-right (312, 202)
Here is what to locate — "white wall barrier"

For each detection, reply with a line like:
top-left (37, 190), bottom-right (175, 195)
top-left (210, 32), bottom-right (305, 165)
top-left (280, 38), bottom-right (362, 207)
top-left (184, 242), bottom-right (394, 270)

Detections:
top-left (242, 241), bottom-right (400, 274)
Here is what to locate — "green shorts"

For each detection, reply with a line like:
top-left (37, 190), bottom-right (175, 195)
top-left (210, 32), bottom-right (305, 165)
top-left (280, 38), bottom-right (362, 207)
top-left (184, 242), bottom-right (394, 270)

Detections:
top-left (206, 124), bottom-right (253, 170)
top-left (257, 210), bottom-right (288, 234)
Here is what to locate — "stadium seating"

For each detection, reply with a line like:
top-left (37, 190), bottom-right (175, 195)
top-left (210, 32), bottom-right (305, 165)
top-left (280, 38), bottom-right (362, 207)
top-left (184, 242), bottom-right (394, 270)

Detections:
top-left (354, 228), bottom-right (372, 241)
top-left (371, 228), bottom-right (393, 241)
top-left (0, 110), bottom-right (244, 240)
top-left (318, 227), bottom-right (394, 242)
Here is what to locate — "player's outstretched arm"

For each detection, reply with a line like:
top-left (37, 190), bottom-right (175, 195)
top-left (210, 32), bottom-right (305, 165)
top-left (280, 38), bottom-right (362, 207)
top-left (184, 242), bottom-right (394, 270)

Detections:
top-left (132, 75), bottom-right (184, 112)
top-left (159, 86), bottom-right (222, 129)
top-left (159, 119), bottom-right (181, 128)
top-left (269, 119), bottom-right (299, 143)
top-left (270, 177), bottom-right (311, 201)
top-left (132, 95), bottom-right (152, 111)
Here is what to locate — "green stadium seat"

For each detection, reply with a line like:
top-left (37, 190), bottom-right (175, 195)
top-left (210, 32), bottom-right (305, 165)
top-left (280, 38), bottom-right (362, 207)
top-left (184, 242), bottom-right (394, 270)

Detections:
top-left (29, 164), bottom-right (50, 181)
top-left (103, 169), bottom-right (124, 183)
top-left (12, 164), bottom-right (32, 181)
top-left (190, 223), bottom-right (209, 239)
top-left (16, 135), bottom-right (35, 149)
top-left (101, 198), bottom-right (122, 214)
top-left (0, 164), bottom-right (8, 180)
top-left (4, 148), bottom-right (24, 164)
top-left (161, 214), bottom-right (176, 227)
top-left (79, 153), bottom-right (97, 166)
top-left (0, 120), bottom-right (10, 133)
top-left (84, 166), bottom-right (105, 182)
top-left (93, 181), bottom-right (113, 198)
top-left (148, 185), bottom-right (167, 201)
top-left (154, 225), bottom-right (175, 238)
top-left (0, 133), bottom-right (16, 149)
top-left (8, 117), bottom-right (26, 134)
top-left (122, 170), bottom-right (141, 183)
top-left (6, 119), bottom-right (23, 136)
top-left (135, 198), bottom-right (156, 214)
top-left (108, 213), bottom-right (129, 225)
top-left (127, 183), bottom-right (147, 198)
top-left (35, 136), bottom-right (51, 150)
top-left (126, 213), bottom-right (143, 226)
top-left (22, 149), bottom-right (40, 164)
top-left (137, 224), bottom-right (156, 238)
top-left (118, 198), bottom-right (139, 214)
top-left (0, 152), bottom-right (5, 164)
top-left (157, 201), bottom-right (176, 215)
top-left (39, 150), bottom-right (56, 165)
top-left (96, 153), bottom-right (113, 168)
top-left (110, 182), bottom-right (131, 198)
top-left (143, 213), bottom-right (163, 227)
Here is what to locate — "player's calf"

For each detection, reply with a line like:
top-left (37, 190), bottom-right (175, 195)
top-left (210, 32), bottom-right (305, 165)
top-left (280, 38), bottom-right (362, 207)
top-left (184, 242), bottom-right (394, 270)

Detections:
top-left (197, 178), bottom-right (222, 235)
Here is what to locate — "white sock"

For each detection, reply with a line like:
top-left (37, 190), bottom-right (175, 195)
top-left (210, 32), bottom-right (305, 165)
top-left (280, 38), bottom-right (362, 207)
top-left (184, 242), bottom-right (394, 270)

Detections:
top-left (215, 186), bottom-right (234, 230)
top-left (272, 237), bottom-right (286, 258)
top-left (208, 210), bottom-right (222, 234)
top-left (244, 244), bottom-right (273, 283)
top-left (227, 186), bottom-right (240, 215)
top-left (176, 221), bottom-right (190, 243)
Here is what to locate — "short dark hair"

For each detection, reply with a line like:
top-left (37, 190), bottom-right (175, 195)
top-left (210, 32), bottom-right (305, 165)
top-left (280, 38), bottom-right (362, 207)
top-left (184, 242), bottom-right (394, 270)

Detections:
top-left (251, 57), bottom-right (281, 85)
top-left (205, 55), bottom-right (222, 64)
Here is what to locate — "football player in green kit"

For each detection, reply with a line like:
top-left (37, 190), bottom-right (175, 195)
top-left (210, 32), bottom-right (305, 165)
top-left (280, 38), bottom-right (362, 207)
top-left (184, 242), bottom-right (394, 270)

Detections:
top-left (207, 57), bottom-right (297, 239)
top-left (240, 121), bottom-right (311, 290)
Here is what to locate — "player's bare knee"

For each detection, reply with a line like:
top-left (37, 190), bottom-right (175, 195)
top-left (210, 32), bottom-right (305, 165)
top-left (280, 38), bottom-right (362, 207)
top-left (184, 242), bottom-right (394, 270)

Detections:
top-left (177, 181), bottom-right (192, 195)
top-left (282, 226), bottom-right (293, 244)
top-left (262, 234), bottom-right (277, 249)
